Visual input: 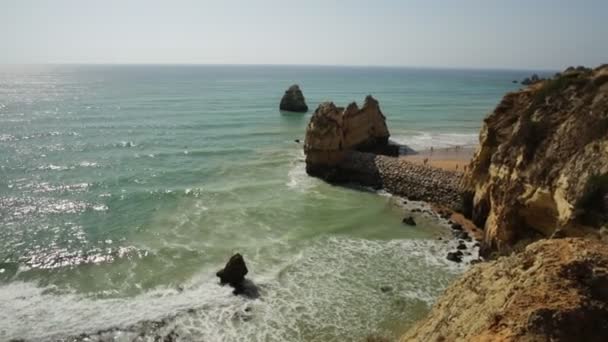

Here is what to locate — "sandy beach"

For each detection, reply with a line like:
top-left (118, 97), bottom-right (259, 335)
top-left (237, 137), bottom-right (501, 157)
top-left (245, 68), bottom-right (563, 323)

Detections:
top-left (401, 146), bottom-right (476, 172)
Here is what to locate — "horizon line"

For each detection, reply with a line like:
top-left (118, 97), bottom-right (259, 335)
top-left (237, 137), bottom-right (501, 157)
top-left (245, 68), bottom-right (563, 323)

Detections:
top-left (0, 62), bottom-right (562, 72)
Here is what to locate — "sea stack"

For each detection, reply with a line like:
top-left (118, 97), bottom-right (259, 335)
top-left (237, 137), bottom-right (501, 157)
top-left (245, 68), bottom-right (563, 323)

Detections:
top-left (280, 84), bottom-right (308, 112)
top-left (461, 65), bottom-right (608, 256)
top-left (216, 253), bottom-right (259, 298)
top-left (303, 95), bottom-right (391, 179)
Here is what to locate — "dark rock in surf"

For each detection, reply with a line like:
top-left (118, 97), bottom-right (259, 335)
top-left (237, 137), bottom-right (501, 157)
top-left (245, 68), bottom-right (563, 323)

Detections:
top-left (453, 230), bottom-right (471, 241)
top-left (447, 251), bottom-right (463, 263)
top-left (280, 84), bottom-right (308, 112)
top-left (451, 223), bottom-right (463, 231)
top-left (402, 216), bottom-right (417, 226)
top-left (380, 285), bottom-right (393, 293)
top-left (217, 253), bottom-right (260, 298)
top-left (217, 253), bottom-right (248, 286)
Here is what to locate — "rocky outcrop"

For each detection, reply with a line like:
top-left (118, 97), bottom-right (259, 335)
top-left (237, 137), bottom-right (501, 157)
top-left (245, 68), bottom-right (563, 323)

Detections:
top-left (302, 95), bottom-right (462, 207)
top-left (401, 238), bottom-right (608, 342)
top-left (462, 65), bottom-right (608, 255)
top-left (216, 253), bottom-right (259, 298)
top-left (280, 84), bottom-right (308, 112)
top-left (521, 73), bottom-right (543, 85)
top-left (217, 253), bottom-right (248, 286)
top-left (304, 96), bottom-right (394, 178)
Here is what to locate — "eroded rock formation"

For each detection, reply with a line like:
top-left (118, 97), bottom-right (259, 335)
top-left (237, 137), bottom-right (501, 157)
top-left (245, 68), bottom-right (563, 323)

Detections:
top-left (280, 84), bottom-right (308, 112)
top-left (304, 95), bottom-right (392, 178)
top-left (401, 238), bottom-right (608, 342)
top-left (303, 96), bottom-right (463, 207)
top-left (216, 253), bottom-right (259, 298)
top-left (462, 65), bottom-right (608, 255)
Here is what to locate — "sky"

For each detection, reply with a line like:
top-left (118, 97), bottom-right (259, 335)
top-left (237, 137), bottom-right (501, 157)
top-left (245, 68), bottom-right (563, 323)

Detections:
top-left (1, 0), bottom-right (607, 69)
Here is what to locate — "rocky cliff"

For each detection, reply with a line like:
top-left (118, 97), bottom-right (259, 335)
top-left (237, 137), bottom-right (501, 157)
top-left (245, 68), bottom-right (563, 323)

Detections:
top-left (401, 238), bottom-right (608, 342)
top-left (462, 65), bottom-right (608, 255)
top-left (304, 95), bottom-right (392, 178)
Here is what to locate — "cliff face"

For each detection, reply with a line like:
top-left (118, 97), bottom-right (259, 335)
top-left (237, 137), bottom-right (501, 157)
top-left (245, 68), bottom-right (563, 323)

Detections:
top-left (462, 66), bottom-right (608, 255)
top-left (304, 96), bottom-right (391, 178)
top-left (401, 238), bottom-right (608, 342)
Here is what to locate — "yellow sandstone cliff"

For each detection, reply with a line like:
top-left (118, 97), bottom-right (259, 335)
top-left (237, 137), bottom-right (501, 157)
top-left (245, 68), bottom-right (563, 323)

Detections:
top-left (401, 238), bottom-right (608, 342)
top-left (462, 65), bottom-right (608, 255)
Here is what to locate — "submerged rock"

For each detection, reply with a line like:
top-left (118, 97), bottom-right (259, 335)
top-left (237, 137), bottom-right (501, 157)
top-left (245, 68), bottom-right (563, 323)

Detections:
top-left (446, 251), bottom-right (463, 263)
top-left (462, 65), bottom-right (608, 255)
top-left (280, 84), bottom-right (308, 112)
top-left (401, 238), bottom-right (608, 341)
top-left (402, 216), bottom-right (416, 226)
top-left (380, 285), bottom-right (393, 293)
top-left (216, 253), bottom-right (259, 298)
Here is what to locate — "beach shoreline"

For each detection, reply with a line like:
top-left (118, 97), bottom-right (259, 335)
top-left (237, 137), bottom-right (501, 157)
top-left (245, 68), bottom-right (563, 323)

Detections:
top-left (400, 146), bottom-right (476, 172)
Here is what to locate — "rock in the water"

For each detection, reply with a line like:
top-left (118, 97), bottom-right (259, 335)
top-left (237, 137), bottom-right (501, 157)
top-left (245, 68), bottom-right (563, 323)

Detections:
top-left (280, 84), bottom-right (308, 112)
top-left (303, 95), bottom-right (391, 178)
top-left (401, 238), bottom-right (608, 342)
top-left (446, 251), bottom-right (463, 263)
top-left (216, 254), bottom-right (260, 298)
top-left (462, 65), bottom-right (608, 256)
top-left (380, 285), bottom-right (393, 293)
top-left (450, 223), bottom-right (463, 231)
top-left (216, 253), bottom-right (248, 286)
top-left (301, 95), bottom-right (464, 208)
top-left (453, 230), bottom-right (471, 241)
top-left (456, 242), bottom-right (467, 250)
top-left (402, 216), bottom-right (416, 226)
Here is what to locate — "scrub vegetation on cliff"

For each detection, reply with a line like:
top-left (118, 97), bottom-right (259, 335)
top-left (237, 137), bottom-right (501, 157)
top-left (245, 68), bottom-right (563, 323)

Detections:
top-left (402, 65), bottom-right (608, 342)
top-left (462, 65), bottom-right (608, 255)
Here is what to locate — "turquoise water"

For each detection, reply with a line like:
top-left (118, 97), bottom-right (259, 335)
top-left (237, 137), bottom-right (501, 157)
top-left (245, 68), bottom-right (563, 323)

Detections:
top-left (0, 65), bottom-right (537, 341)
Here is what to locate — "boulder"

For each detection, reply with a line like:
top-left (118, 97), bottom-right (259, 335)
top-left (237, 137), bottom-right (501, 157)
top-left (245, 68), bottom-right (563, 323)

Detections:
top-left (462, 65), bottom-right (608, 255)
top-left (402, 216), bottom-right (416, 226)
top-left (216, 253), bottom-right (259, 298)
top-left (401, 238), bottom-right (608, 342)
top-left (380, 285), bottom-right (393, 293)
top-left (280, 84), bottom-right (308, 112)
top-left (450, 223), bottom-right (463, 231)
top-left (216, 253), bottom-right (248, 286)
top-left (446, 251), bottom-right (463, 263)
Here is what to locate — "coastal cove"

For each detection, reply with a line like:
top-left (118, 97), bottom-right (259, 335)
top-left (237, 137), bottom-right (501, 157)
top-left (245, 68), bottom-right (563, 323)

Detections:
top-left (1, 65), bottom-right (548, 341)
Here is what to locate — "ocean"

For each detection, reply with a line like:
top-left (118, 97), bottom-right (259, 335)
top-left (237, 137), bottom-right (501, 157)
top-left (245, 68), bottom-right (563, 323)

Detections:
top-left (0, 65), bottom-right (544, 341)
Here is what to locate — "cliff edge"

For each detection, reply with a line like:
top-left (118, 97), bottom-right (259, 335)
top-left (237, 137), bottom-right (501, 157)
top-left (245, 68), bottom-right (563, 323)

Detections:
top-left (401, 238), bottom-right (608, 342)
top-left (462, 65), bottom-right (608, 255)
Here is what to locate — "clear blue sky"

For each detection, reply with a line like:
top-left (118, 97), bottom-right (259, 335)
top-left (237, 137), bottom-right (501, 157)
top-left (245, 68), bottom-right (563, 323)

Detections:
top-left (1, 0), bottom-right (606, 69)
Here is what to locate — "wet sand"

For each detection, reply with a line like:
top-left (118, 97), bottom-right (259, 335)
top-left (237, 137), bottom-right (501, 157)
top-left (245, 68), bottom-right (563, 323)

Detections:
top-left (401, 146), bottom-right (476, 172)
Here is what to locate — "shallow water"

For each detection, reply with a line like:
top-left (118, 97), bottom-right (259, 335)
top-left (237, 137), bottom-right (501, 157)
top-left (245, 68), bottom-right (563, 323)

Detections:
top-left (0, 65), bottom-right (547, 341)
